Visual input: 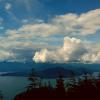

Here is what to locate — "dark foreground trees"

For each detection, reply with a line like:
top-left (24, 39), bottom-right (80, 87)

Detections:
top-left (14, 72), bottom-right (100, 100)
top-left (0, 91), bottom-right (4, 100)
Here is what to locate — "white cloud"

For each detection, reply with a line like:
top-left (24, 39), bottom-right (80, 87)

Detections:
top-left (33, 37), bottom-right (83, 63)
top-left (51, 9), bottom-right (100, 36)
top-left (5, 9), bottom-right (100, 38)
top-left (81, 52), bottom-right (100, 63)
top-left (0, 32), bottom-right (57, 62)
top-left (3, 9), bottom-right (100, 41)
top-left (5, 3), bottom-right (12, 10)
top-left (0, 9), bottom-right (100, 62)
top-left (33, 37), bottom-right (100, 63)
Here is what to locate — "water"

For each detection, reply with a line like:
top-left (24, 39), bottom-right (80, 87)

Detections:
top-left (0, 74), bottom-right (97, 100)
top-left (0, 76), bottom-right (57, 100)
top-left (0, 76), bottom-right (29, 100)
top-left (0, 76), bottom-right (71, 100)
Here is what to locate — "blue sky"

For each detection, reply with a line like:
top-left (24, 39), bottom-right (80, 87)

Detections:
top-left (0, 0), bottom-right (100, 63)
top-left (0, 0), bottom-right (100, 29)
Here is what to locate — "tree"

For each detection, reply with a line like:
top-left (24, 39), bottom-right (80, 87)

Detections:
top-left (0, 91), bottom-right (4, 100)
top-left (28, 68), bottom-right (40, 90)
top-left (56, 73), bottom-right (65, 91)
top-left (48, 81), bottom-right (52, 88)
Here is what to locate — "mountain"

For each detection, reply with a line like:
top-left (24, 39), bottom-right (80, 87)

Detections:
top-left (0, 62), bottom-right (100, 77)
top-left (0, 67), bottom-right (91, 78)
top-left (39, 67), bottom-right (91, 78)
top-left (0, 67), bottom-right (97, 78)
top-left (0, 61), bottom-right (34, 72)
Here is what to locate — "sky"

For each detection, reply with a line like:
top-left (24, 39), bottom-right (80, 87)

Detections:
top-left (0, 0), bottom-right (100, 63)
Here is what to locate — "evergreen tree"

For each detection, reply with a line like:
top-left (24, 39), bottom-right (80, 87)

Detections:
top-left (28, 68), bottom-right (40, 90)
top-left (0, 91), bottom-right (3, 100)
top-left (56, 73), bottom-right (65, 92)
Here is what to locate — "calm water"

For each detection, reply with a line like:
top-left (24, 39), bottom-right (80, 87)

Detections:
top-left (0, 75), bottom-right (97, 100)
top-left (0, 76), bottom-right (29, 100)
top-left (0, 76), bottom-right (56, 100)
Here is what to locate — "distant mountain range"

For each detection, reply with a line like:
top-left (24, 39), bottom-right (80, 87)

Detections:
top-left (0, 67), bottom-right (91, 78)
top-left (0, 62), bottom-right (100, 78)
top-left (38, 67), bottom-right (92, 78)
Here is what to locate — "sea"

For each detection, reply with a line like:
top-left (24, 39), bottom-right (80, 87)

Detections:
top-left (0, 76), bottom-right (56, 100)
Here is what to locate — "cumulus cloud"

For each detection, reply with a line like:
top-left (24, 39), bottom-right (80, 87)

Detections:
top-left (33, 37), bottom-right (83, 63)
top-left (5, 9), bottom-right (100, 38)
top-left (0, 33), bottom-right (56, 62)
top-left (11, 9), bottom-right (100, 37)
top-left (33, 37), bottom-right (100, 63)
top-left (0, 9), bottom-right (100, 62)
top-left (81, 52), bottom-right (100, 63)
top-left (52, 9), bottom-right (100, 36)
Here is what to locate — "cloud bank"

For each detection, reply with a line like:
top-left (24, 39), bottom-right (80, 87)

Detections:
top-left (0, 9), bottom-right (100, 62)
top-left (4, 9), bottom-right (100, 38)
top-left (33, 37), bottom-right (100, 63)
